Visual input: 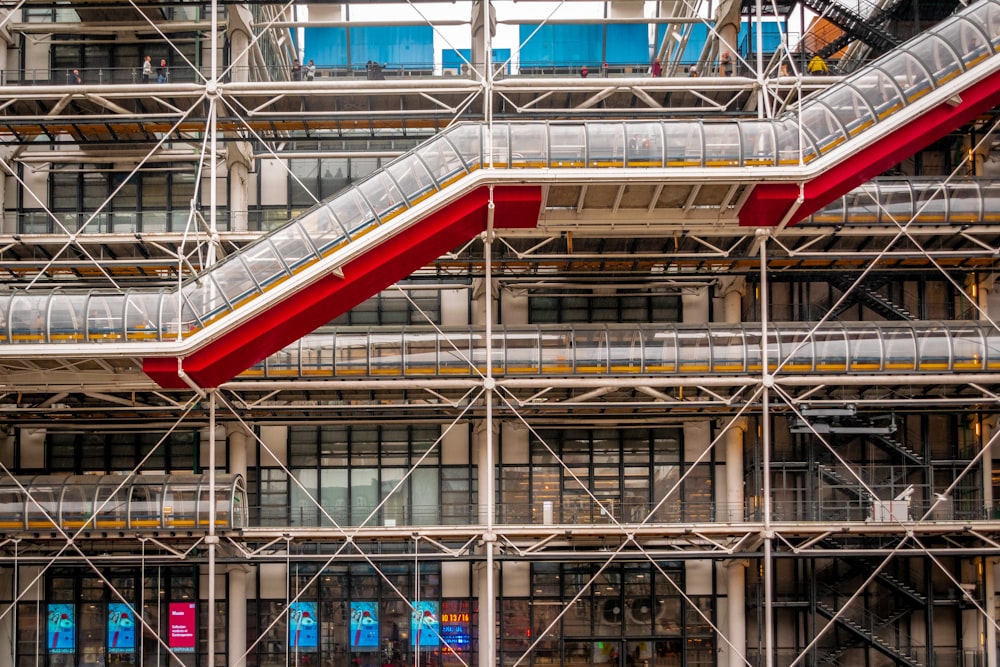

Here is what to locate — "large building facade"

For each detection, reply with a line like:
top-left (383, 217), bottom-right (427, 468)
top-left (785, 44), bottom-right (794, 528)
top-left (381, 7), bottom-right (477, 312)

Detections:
top-left (0, 0), bottom-right (998, 665)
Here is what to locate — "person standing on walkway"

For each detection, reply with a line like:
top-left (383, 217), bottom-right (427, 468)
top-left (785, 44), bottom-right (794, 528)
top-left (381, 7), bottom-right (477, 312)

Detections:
top-left (306, 60), bottom-right (316, 81)
top-left (156, 59), bottom-right (167, 83)
top-left (142, 55), bottom-right (153, 83)
top-left (807, 54), bottom-right (828, 75)
top-left (291, 59), bottom-right (302, 81)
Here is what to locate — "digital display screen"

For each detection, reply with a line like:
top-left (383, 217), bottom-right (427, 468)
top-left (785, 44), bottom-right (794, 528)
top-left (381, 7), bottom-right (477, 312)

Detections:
top-left (108, 603), bottom-right (136, 653)
top-left (440, 611), bottom-right (471, 651)
top-left (168, 602), bottom-right (197, 652)
top-left (47, 603), bottom-right (75, 653)
top-left (289, 601), bottom-right (318, 651)
top-left (411, 601), bottom-right (440, 649)
top-left (350, 601), bottom-right (379, 650)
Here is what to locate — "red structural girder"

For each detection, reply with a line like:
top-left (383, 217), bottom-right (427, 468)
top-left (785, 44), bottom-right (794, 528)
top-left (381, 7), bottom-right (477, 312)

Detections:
top-left (739, 67), bottom-right (1000, 227)
top-left (143, 185), bottom-right (542, 388)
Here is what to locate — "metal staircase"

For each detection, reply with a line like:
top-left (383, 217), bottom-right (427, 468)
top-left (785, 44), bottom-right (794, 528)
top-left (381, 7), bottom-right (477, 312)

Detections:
top-left (815, 599), bottom-right (925, 667)
top-left (816, 0), bottom-right (908, 59)
top-left (798, 0), bottom-right (900, 53)
top-left (828, 275), bottom-right (915, 321)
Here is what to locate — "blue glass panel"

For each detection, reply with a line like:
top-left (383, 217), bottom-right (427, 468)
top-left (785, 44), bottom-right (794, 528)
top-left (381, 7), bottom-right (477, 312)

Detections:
top-left (519, 24), bottom-right (604, 68)
top-left (350, 26), bottom-right (434, 71)
top-left (605, 24), bottom-right (652, 65)
top-left (303, 27), bottom-right (348, 68)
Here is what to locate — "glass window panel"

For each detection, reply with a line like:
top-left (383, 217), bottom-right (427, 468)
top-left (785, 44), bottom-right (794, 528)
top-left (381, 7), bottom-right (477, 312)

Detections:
top-left (799, 101), bottom-right (847, 154)
top-left (907, 33), bottom-right (963, 84)
top-left (587, 123), bottom-right (625, 167)
top-left (549, 124), bottom-right (586, 167)
top-left (703, 123), bottom-right (741, 166)
top-left (741, 121), bottom-right (775, 165)
top-left (621, 122), bottom-right (664, 167)
top-left (358, 171), bottom-right (406, 221)
top-left (386, 156), bottom-right (437, 205)
top-left (879, 51), bottom-right (933, 102)
top-left (508, 125), bottom-right (547, 168)
top-left (664, 122), bottom-right (700, 166)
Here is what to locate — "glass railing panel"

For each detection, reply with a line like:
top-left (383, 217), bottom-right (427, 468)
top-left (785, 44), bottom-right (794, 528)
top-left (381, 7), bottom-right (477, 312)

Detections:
top-left (799, 100), bottom-right (848, 155)
top-left (808, 195), bottom-right (846, 224)
top-left (369, 331), bottom-right (403, 376)
top-left (677, 328), bottom-right (710, 372)
top-left (403, 331), bottom-right (439, 375)
top-left (985, 324), bottom-right (1000, 368)
top-left (296, 204), bottom-right (349, 255)
top-left (950, 324), bottom-right (985, 370)
top-left (587, 122), bottom-right (625, 167)
top-left (851, 68), bottom-right (905, 120)
top-left (241, 238), bottom-right (290, 293)
top-left (129, 483), bottom-right (162, 529)
top-left (413, 135), bottom-right (467, 187)
top-left (945, 182), bottom-right (983, 224)
top-left (704, 123), bottom-right (741, 166)
top-left (181, 275), bottom-right (231, 328)
top-left (508, 124), bottom-right (548, 168)
top-left (880, 325), bottom-right (916, 371)
top-left (489, 124), bottom-right (511, 168)
top-left (269, 222), bottom-right (320, 272)
top-left (984, 183), bottom-right (1000, 223)
top-left (879, 50), bottom-right (934, 103)
top-left (608, 327), bottom-right (642, 373)
top-left (25, 489), bottom-right (57, 529)
top-left (334, 331), bottom-right (370, 375)
top-left (122, 291), bottom-right (161, 340)
top-left (935, 17), bottom-right (991, 68)
top-left (967, 0), bottom-right (1000, 52)
top-left (776, 326), bottom-right (813, 371)
top-left (440, 330), bottom-right (474, 374)
top-left (663, 122), bottom-right (700, 167)
top-left (447, 124), bottom-right (483, 171)
top-left (824, 84), bottom-right (876, 139)
top-left (60, 485), bottom-right (92, 529)
top-left (0, 487), bottom-right (24, 529)
top-left (94, 481), bottom-right (127, 529)
top-left (626, 122), bottom-right (665, 166)
top-left (328, 188), bottom-right (378, 239)
top-left (879, 182), bottom-right (915, 223)
top-left (573, 327), bottom-right (609, 373)
top-left (916, 326), bottom-right (951, 370)
top-left (741, 121), bottom-right (776, 166)
top-left (813, 328), bottom-right (848, 372)
top-left (773, 118), bottom-right (814, 165)
top-left (358, 171), bottom-right (407, 223)
top-left (908, 33), bottom-right (963, 86)
top-left (9, 294), bottom-right (49, 342)
top-left (164, 485), bottom-right (197, 528)
top-left (49, 293), bottom-right (87, 342)
top-left (207, 256), bottom-right (260, 311)
top-left (86, 293), bottom-right (127, 341)
top-left (540, 329), bottom-right (574, 373)
top-left (710, 330), bottom-right (747, 371)
top-left (295, 335), bottom-right (331, 376)
top-left (840, 185), bottom-right (879, 224)
top-left (644, 327), bottom-right (676, 372)
top-left (506, 329), bottom-right (541, 374)
top-left (848, 327), bottom-right (883, 371)
top-left (160, 292), bottom-right (185, 337)
top-left (549, 124), bottom-right (587, 167)
top-left (914, 184), bottom-right (948, 222)
top-left (386, 155), bottom-right (438, 207)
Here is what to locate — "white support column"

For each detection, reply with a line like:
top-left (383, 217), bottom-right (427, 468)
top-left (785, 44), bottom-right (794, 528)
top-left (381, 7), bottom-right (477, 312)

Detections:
top-left (681, 286), bottom-right (709, 325)
top-left (228, 424), bottom-right (248, 478)
top-left (986, 558), bottom-right (998, 667)
top-left (228, 565), bottom-right (251, 667)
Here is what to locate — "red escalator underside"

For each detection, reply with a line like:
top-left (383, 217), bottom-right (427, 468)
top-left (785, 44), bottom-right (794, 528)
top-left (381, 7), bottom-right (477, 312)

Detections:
top-left (740, 67), bottom-right (1000, 227)
top-left (144, 185), bottom-right (542, 388)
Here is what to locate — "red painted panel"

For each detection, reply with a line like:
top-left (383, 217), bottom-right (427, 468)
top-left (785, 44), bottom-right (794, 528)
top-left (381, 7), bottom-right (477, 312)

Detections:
top-left (144, 185), bottom-right (542, 388)
top-left (740, 67), bottom-right (1000, 227)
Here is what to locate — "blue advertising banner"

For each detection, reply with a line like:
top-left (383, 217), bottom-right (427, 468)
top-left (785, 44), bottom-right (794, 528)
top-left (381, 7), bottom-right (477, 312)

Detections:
top-left (350, 601), bottom-right (379, 650)
top-left (289, 601), bottom-right (318, 651)
top-left (411, 601), bottom-right (440, 650)
top-left (108, 603), bottom-right (136, 653)
top-left (47, 603), bottom-right (75, 653)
